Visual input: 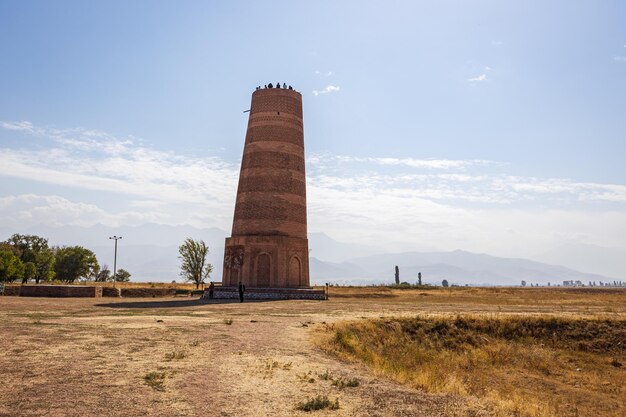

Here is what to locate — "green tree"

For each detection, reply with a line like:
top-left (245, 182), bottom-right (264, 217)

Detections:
top-left (3, 234), bottom-right (55, 283)
top-left (114, 268), bottom-right (131, 282)
top-left (34, 249), bottom-right (56, 283)
top-left (22, 262), bottom-right (36, 284)
top-left (53, 246), bottom-right (100, 283)
top-left (178, 238), bottom-right (213, 289)
top-left (0, 249), bottom-right (24, 283)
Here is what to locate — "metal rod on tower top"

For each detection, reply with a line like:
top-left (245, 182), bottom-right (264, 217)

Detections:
top-left (109, 236), bottom-right (122, 288)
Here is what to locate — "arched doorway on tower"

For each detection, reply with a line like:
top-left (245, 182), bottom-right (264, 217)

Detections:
top-left (256, 253), bottom-right (271, 287)
top-left (289, 255), bottom-right (302, 286)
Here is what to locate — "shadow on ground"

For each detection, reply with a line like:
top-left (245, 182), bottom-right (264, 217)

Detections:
top-left (94, 297), bottom-right (272, 309)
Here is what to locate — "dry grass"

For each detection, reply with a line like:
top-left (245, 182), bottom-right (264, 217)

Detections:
top-left (324, 285), bottom-right (626, 308)
top-left (1, 287), bottom-right (624, 416)
top-left (318, 314), bottom-right (626, 417)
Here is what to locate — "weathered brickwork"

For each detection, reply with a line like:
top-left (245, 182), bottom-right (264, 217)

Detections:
top-left (248, 117), bottom-right (303, 133)
top-left (250, 92), bottom-right (303, 118)
top-left (223, 86), bottom-right (310, 289)
top-left (246, 125), bottom-right (304, 146)
top-left (235, 175), bottom-right (306, 197)
top-left (235, 201), bottom-right (307, 223)
top-left (241, 151), bottom-right (304, 171)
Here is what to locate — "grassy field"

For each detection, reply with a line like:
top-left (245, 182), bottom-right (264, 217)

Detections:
top-left (319, 314), bottom-right (625, 417)
top-left (0, 286), bottom-right (624, 417)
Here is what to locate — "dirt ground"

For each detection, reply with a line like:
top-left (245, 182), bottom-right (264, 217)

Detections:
top-left (0, 287), bottom-right (624, 417)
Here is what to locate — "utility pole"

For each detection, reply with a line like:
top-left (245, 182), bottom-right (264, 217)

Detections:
top-left (109, 236), bottom-right (122, 288)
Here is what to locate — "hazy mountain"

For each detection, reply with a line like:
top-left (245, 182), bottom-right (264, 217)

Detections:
top-left (308, 232), bottom-right (383, 262)
top-left (310, 250), bottom-right (613, 286)
top-left (11, 223), bottom-right (229, 249)
top-left (0, 224), bottom-right (618, 285)
top-left (535, 243), bottom-right (626, 279)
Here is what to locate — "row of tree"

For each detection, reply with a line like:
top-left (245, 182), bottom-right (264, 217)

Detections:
top-left (0, 234), bottom-right (130, 283)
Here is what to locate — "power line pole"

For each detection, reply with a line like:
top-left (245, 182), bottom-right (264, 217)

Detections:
top-left (109, 236), bottom-right (122, 288)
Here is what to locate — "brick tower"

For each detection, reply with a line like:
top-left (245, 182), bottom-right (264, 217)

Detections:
top-left (222, 84), bottom-right (310, 288)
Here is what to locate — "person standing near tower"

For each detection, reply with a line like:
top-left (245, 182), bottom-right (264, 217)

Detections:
top-left (238, 281), bottom-right (245, 303)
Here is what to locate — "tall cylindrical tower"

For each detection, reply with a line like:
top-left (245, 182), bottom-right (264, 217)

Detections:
top-left (222, 85), bottom-right (310, 288)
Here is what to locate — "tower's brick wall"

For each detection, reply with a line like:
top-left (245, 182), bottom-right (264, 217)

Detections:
top-left (223, 87), bottom-right (310, 288)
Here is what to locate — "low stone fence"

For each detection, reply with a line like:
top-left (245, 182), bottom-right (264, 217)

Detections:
top-left (1, 285), bottom-right (21, 296)
top-left (120, 287), bottom-right (177, 298)
top-left (102, 287), bottom-right (121, 297)
top-left (19, 285), bottom-right (103, 298)
top-left (0, 285), bottom-right (187, 298)
top-left (204, 286), bottom-right (325, 301)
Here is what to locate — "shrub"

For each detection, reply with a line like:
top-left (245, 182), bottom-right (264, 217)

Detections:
top-left (144, 371), bottom-right (166, 391)
top-left (165, 350), bottom-right (186, 361)
top-left (333, 377), bottom-right (360, 388)
top-left (296, 395), bottom-right (339, 411)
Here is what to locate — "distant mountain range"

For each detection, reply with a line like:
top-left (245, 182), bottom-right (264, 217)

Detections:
top-left (309, 250), bottom-right (613, 286)
top-left (0, 223), bottom-right (622, 285)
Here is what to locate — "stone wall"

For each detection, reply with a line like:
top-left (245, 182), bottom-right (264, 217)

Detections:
top-left (102, 287), bottom-right (121, 297)
top-left (1, 285), bottom-right (20, 296)
top-left (18, 285), bottom-right (103, 298)
top-left (203, 286), bottom-right (325, 301)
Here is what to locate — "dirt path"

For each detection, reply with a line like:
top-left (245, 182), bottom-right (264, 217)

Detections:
top-left (180, 310), bottom-right (483, 417)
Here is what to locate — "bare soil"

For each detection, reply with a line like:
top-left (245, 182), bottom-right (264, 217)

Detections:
top-left (0, 287), bottom-right (624, 417)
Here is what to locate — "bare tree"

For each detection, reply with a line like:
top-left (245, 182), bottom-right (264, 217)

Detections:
top-left (178, 238), bottom-right (213, 289)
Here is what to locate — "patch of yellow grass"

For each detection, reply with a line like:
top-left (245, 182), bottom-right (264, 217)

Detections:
top-left (317, 314), bottom-right (626, 417)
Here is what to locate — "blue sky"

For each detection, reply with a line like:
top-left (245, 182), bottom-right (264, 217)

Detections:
top-left (1, 1), bottom-right (626, 276)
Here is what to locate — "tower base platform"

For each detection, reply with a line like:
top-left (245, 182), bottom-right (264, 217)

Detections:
top-left (203, 286), bottom-right (325, 301)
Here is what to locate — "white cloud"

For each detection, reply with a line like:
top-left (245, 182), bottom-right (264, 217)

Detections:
top-left (307, 178), bottom-right (626, 256)
top-left (315, 70), bottom-right (333, 77)
top-left (371, 157), bottom-right (493, 170)
top-left (0, 122), bottom-right (237, 199)
top-left (2, 120), bottom-right (625, 261)
top-left (0, 121), bottom-right (240, 228)
top-left (128, 200), bottom-right (166, 209)
top-left (468, 74), bottom-right (487, 82)
top-left (1, 120), bottom-right (38, 132)
top-left (484, 66), bottom-right (493, 71)
top-left (491, 40), bottom-right (504, 46)
top-left (614, 56), bottom-right (626, 62)
top-left (309, 154), bottom-right (495, 170)
top-left (312, 85), bottom-right (340, 96)
top-left (0, 194), bottom-right (167, 228)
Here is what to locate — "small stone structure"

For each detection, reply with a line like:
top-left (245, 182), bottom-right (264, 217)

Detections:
top-left (18, 285), bottom-right (103, 298)
top-left (209, 286), bottom-right (325, 301)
